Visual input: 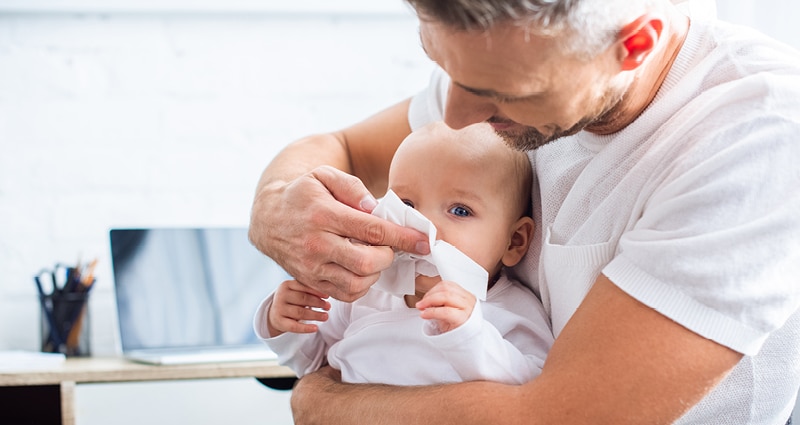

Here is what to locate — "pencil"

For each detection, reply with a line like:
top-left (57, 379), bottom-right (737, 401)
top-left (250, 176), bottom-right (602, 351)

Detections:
top-left (81, 258), bottom-right (97, 286)
top-left (65, 306), bottom-right (87, 355)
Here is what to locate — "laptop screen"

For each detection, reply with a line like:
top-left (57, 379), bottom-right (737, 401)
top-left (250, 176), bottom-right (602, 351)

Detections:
top-left (110, 227), bottom-right (290, 352)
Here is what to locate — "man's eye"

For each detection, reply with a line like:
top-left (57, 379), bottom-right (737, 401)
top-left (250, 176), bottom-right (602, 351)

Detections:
top-left (402, 200), bottom-right (415, 209)
top-left (495, 96), bottom-right (517, 104)
top-left (449, 206), bottom-right (471, 217)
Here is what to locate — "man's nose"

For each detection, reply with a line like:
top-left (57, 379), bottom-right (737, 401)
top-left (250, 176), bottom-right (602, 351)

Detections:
top-left (443, 84), bottom-right (496, 129)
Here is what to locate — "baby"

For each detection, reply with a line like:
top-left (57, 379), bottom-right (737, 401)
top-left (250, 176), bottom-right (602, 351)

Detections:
top-left (254, 121), bottom-right (552, 385)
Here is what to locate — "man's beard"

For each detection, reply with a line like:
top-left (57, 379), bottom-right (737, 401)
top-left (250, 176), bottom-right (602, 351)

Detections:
top-left (492, 85), bottom-right (628, 152)
top-left (492, 117), bottom-right (593, 151)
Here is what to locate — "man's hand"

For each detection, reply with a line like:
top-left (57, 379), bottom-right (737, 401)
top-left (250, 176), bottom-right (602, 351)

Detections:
top-left (250, 165), bottom-right (429, 302)
top-left (416, 280), bottom-right (477, 333)
top-left (267, 279), bottom-right (332, 337)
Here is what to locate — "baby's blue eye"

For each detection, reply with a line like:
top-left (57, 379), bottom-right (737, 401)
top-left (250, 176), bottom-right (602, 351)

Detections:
top-left (449, 206), bottom-right (471, 217)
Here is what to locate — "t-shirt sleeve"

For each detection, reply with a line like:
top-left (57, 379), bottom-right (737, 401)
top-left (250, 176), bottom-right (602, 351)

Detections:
top-left (408, 66), bottom-right (449, 130)
top-left (603, 81), bottom-right (800, 355)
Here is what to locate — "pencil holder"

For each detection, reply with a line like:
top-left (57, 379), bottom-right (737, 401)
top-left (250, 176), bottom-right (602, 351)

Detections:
top-left (39, 291), bottom-right (92, 357)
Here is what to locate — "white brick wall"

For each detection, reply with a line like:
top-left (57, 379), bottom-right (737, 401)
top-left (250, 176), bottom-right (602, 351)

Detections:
top-left (1, 2), bottom-right (797, 424)
top-left (0, 8), bottom-right (433, 423)
top-left (0, 9), bottom-right (434, 356)
top-left (3, 0), bottom-right (797, 355)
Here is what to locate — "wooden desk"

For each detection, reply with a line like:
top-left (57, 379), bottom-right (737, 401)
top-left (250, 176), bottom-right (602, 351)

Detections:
top-left (0, 357), bottom-right (295, 425)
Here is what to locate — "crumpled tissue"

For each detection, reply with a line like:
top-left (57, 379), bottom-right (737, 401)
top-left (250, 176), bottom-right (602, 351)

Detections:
top-left (370, 189), bottom-right (488, 300)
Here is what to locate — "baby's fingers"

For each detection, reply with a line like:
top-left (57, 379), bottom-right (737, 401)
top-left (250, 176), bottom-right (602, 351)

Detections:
top-left (418, 305), bottom-right (466, 333)
top-left (283, 280), bottom-right (332, 310)
top-left (273, 305), bottom-right (329, 334)
top-left (283, 289), bottom-right (331, 312)
top-left (417, 282), bottom-right (474, 312)
top-left (274, 318), bottom-right (319, 334)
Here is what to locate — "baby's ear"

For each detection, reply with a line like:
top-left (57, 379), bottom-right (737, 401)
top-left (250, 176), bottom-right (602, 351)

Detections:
top-left (502, 216), bottom-right (535, 267)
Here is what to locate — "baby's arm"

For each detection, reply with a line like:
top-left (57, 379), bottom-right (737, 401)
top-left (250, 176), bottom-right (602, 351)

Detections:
top-left (418, 280), bottom-right (552, 385)
top-left (415, 280), bottom-right (476, 333)
top-left (254, 280), bottom-right (346, 378)
top-left (267, 279), bottom-right (331, 337)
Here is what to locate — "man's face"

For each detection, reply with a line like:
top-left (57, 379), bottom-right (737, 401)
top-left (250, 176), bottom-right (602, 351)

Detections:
top-left (419, 20), bottom-right (630, 151)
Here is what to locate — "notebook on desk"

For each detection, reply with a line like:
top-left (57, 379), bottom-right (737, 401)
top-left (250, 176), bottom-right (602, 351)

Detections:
top-left (109, 227), bottom-right (288, 365)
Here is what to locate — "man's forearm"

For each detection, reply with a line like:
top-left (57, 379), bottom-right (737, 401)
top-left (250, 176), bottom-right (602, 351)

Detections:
top-left (291, 368), bottom-right (524, 425)
top-left (255, 133), bottom-right (352, 195)
top-left (255, 98), bottom-right (413, 199)
top-left (290, 277), bottom-right (744, 425)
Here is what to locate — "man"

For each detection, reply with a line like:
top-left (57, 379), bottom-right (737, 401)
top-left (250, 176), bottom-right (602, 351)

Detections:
top-left (249, 0), bottom-right (800, 423)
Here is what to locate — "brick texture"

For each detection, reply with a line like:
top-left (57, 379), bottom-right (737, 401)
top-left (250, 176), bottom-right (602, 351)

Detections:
top-left (0, 11), bottom-right (433, 353)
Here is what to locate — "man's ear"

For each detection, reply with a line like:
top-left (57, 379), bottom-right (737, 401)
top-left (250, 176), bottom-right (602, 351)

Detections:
top-left (502, 216), bottom-right (535, 268)
top-left (617, 14), bottom-right (664, 71)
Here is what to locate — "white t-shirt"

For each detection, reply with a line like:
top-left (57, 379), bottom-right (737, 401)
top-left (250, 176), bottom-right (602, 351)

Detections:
top-left (255, 274), bottom-right (553, 385)
top-left (408, 13), bottom-right (800, 425)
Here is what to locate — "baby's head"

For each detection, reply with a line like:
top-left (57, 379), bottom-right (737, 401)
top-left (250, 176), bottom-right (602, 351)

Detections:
top-left (388, 121), bottom-right (534, 281)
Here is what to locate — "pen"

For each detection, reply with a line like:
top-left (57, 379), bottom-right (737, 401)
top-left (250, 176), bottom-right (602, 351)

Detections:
top-left (80, 258), bottom-right (98, 290)
top-left (63, 267), bottom-right (79, 294)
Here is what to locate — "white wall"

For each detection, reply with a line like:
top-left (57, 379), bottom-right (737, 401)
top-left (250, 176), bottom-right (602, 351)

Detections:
top-left (716, 0), bottom-right (800, 49)
top-left (0, 4), bottom-right (433, 423)
top-left (1, 1), bottom-right (798, 424)
top-left (0, 6), bottom-right (433, 354)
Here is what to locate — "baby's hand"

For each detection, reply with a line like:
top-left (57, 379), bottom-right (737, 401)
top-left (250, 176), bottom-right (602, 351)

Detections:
top-left (267, 279), bottom-right (331, 337)
top-left (416, 280), bottom-right (476, 333)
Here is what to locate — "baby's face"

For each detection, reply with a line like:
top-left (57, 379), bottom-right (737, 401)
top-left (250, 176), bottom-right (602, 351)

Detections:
top-left (387, 125), bottom-right (524, 291)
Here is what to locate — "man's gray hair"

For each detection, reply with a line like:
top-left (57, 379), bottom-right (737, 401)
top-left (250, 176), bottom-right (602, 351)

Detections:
top-left (404, 0), bottom-right (659, 59)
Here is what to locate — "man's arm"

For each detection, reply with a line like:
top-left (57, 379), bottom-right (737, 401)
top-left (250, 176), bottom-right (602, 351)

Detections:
top-left (291, 274), bottom-right (744, 424)
top-left (248, 99), bottom-right (429, 301)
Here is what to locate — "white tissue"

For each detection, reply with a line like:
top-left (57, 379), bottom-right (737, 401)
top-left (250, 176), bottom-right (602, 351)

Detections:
top-left (371, 190), bottom-right (489, 300)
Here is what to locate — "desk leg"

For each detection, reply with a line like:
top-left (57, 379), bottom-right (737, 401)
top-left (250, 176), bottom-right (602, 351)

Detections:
top-left (61, 381), bottom-right (76, 425)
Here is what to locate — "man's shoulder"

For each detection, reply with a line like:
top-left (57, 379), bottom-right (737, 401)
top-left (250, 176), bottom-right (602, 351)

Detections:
top-left (697, 19), bottom-right (800, 83)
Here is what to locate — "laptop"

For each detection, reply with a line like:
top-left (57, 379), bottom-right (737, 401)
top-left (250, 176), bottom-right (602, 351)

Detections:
top-left (109, 227), bottom-right (287, 365)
